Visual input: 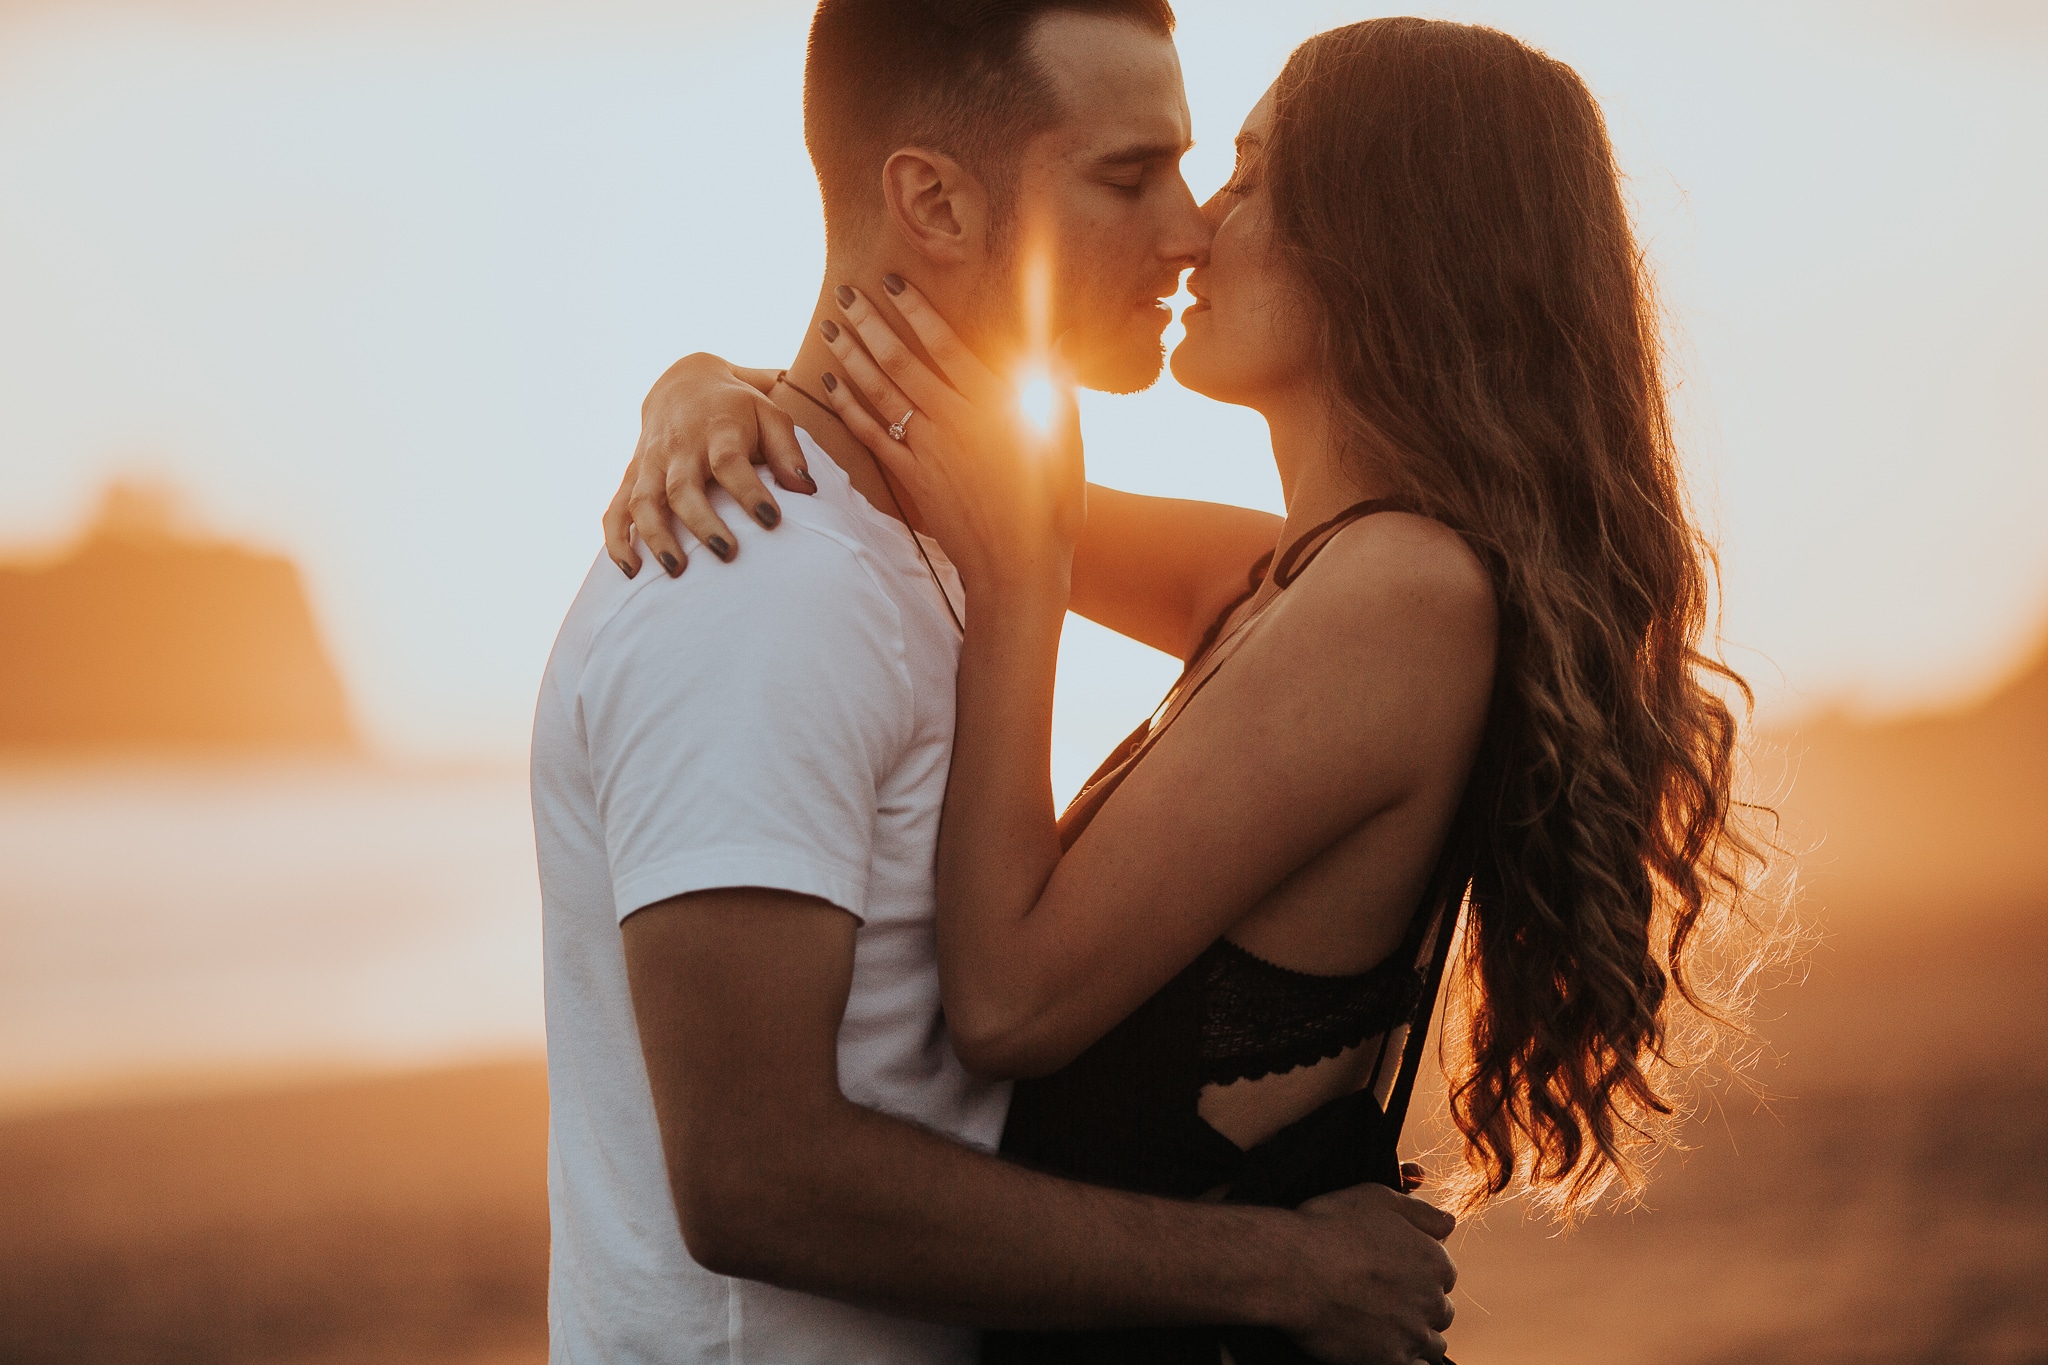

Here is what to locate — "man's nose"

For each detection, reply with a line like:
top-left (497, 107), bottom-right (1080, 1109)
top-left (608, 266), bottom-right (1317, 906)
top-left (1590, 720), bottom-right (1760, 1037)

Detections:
top-left (1160, 172), bottom-right (1213, 270)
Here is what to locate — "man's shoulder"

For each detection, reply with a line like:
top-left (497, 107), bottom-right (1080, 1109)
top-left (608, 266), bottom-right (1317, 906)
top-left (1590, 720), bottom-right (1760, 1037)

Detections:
top-left (547, 512), bottom-right (910, 728)
top-left (591, 513), bottom-right (897, 645)
top-left (561, 505), bottom-right (880, 638)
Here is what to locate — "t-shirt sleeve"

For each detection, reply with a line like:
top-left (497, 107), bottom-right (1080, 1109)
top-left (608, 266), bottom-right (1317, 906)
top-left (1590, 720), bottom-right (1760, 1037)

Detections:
top-left (576, 527), bottom-right (914, 923)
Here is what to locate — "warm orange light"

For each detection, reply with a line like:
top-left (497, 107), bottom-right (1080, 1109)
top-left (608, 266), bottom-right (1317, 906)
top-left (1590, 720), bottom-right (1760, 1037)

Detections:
top-left (1017, 223), bottom-right (1056, 435)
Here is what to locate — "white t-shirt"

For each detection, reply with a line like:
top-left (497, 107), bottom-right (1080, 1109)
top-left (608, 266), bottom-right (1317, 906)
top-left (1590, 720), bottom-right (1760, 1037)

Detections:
top-left (531, 428), bottom-right (1010, 1365)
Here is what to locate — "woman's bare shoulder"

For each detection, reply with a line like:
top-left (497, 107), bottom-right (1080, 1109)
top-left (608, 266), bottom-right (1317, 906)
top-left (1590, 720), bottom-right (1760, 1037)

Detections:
top-left (1289, 509), bottom-right (1497, 649)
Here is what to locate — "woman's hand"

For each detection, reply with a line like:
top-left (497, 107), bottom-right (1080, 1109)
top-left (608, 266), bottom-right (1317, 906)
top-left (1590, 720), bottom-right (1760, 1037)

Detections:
top-left (603, 354), bottom-right (818, 579)
top-left (815, 276), bottom-right (1084, 598)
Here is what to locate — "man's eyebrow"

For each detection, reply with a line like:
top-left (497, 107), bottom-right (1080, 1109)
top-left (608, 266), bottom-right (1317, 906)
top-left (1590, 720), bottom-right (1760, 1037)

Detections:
top-left (1093, 139), bottom-right (1192, 167)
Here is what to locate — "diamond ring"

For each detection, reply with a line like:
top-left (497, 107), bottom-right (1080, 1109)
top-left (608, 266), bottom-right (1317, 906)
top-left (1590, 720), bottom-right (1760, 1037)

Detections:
top-left (888, 409), bottom-right (915, 442)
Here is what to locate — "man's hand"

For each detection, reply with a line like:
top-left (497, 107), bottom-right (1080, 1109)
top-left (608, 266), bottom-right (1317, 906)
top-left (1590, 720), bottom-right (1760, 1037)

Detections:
top-left (1284, 1183), bottom-right (1458, 1364)
top-left (603, 354), bottom-right (816, 579)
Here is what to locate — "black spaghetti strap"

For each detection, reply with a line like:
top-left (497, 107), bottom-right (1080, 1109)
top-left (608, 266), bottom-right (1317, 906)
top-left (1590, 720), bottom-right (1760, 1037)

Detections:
top-left (1271, 496), bottom-right (1414, 587)
top-left (1382, 876), bottom-right (1465, 1140)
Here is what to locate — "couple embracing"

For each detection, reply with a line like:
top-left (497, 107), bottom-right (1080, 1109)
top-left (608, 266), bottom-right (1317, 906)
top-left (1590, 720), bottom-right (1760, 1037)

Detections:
top-left (532, 2), bottom-right (1769, 1362)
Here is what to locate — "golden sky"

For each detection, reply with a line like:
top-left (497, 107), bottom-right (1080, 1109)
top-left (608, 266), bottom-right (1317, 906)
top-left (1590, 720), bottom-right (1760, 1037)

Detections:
top-left (0, 0), bottom-right (2043, 777)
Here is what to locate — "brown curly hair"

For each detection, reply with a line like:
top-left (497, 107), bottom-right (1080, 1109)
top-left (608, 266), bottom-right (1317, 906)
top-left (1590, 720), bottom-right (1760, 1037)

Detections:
top-left (1265, 17), bottom-right (1783, 1218)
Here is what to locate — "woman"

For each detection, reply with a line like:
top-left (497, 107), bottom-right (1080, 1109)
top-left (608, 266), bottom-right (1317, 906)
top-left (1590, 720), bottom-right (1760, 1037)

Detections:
top-left (612, 18), bottom-right (1774, 1362)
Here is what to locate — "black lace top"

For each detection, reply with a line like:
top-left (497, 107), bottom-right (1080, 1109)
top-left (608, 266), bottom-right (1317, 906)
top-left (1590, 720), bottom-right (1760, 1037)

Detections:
top-left (1199, 935), bottom-right (1427, 1087)
top-left (984, 501), bottom-right (1466, 1365)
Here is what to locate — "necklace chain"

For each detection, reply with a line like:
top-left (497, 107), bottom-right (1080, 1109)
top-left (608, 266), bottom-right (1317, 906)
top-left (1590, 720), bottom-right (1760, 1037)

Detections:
top-left (776, 371), bottom-right (965, 635)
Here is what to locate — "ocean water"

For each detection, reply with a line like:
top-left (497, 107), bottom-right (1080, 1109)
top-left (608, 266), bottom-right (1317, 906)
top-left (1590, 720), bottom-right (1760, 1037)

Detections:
top-left (0, 762), bottom-right (542, 1109)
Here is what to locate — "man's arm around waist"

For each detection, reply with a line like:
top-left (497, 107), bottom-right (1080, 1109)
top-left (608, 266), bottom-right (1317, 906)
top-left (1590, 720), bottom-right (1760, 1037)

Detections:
top-left (622, 888), bottom-right (1457, 1364)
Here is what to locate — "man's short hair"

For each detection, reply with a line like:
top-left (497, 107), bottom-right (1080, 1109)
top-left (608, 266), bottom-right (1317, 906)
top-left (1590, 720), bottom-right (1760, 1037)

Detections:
top-left (805, 0), bottom-right (1176, 241)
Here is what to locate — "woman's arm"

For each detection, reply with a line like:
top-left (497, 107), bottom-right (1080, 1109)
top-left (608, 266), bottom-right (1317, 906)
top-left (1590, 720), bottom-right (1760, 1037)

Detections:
top-left (609, 353), bottom-right (1277, 659)
top-left (815, 280), bottom-right (1498, 1080)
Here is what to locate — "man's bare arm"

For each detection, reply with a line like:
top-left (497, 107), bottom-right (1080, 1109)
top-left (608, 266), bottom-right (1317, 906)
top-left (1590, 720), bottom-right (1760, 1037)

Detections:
top-left (623, 888), bottom-right (1455, 1360)
top-left (1072, 485), bottom-right (1280, 660)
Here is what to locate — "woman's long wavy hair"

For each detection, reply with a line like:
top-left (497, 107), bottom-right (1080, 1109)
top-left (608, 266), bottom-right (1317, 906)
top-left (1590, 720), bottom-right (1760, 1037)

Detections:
top-left (1266, 18), bottom-right (1783, 1219)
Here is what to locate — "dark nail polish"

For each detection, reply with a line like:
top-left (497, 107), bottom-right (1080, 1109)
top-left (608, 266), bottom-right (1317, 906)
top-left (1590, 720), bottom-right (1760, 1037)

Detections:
top-left (820, 319), bottom-right (840, 342)
top-left (707, 535), bottom-right (733, 562)
top-left (883, 273), bottom-right (906, 295)
top-left (755, 502), bottom-right (780, 529)
top-left (834, 284), bottom-right (856, 308)
top-left (658, 551), bottom-right (681, 576)
top-left (616, 558), bottom-right (638, 579)
top-left (822, 372), bottom-right (839, 392)
top-left (797, 467), bottom-right (817, 489)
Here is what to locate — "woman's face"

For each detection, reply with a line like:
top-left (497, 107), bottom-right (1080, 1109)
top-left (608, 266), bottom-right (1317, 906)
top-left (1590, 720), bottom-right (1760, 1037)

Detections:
top-left (1169, 86), bottom-right (1321, 411)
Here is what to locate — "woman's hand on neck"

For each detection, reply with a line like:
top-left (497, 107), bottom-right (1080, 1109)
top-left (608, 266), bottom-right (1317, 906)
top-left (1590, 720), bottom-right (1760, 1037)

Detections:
top-left (776, 317), bottom-right (933, 536)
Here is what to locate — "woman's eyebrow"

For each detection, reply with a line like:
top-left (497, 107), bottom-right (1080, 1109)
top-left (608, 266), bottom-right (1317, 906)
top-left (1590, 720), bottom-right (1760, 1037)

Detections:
top-left (1235, 132), bottom-right (1263, 152)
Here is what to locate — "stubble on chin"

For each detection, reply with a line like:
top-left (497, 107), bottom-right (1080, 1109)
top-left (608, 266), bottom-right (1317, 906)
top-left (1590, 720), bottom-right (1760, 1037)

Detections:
top-left (1068, 326), bottom-right (1168, 396)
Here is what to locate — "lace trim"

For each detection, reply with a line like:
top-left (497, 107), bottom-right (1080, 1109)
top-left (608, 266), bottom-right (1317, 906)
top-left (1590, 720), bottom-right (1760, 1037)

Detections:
top-left (1197, 940), bottom-right (1425, 1087)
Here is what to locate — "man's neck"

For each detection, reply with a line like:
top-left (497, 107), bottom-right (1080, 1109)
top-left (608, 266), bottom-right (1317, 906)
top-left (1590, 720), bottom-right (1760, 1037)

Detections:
top-left (773, 274), bottom-right (937, 534)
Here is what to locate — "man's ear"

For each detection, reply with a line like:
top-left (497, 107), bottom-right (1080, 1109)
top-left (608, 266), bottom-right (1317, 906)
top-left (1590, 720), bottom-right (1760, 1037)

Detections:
top-left (880, 147), bottom-right (989, 268)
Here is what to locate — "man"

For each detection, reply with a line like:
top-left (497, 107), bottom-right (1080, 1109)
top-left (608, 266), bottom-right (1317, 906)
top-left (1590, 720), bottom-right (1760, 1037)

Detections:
top-left (531, 3), bottom-right (1457, 1362)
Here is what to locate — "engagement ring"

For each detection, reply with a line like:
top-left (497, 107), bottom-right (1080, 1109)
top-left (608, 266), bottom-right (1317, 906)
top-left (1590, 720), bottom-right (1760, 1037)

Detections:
top-left (888, 409), bottom-right (915, 441)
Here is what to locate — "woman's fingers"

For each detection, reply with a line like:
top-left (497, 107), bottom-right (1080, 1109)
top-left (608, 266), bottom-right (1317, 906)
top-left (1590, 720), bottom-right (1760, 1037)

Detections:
top-left (628, 470), bottom-right (691, 577)
top-left (604, 469), bottom-right (642, 578)
top-left (662, 469), bottom-right (739, 564)
top-left (819, 318), bottom-right (920, 437)
top-left (703, 421), bottom-right (783, 533)
top-left (609, 389), bottom-right (814, 581)
top-left (755, 399), bottom-right (818, 494)
top-left (820, 371), bottom-right (919, 484)
top-left (833, 286), bottom-right (955, 417)
top-left (873, 273), bottom-right (1001, 398)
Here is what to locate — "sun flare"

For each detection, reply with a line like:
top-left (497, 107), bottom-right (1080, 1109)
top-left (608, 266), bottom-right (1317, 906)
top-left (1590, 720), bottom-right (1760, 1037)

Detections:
top-left (1018, 371), bottom-right (1055, 432)
top-left (1014, 231), bottom-right (1058, 435)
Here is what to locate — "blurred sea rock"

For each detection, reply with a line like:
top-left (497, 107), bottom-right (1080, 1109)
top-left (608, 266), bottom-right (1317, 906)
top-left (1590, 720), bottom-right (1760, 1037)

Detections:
top-left (0, 482), bottom-right (354, 753)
